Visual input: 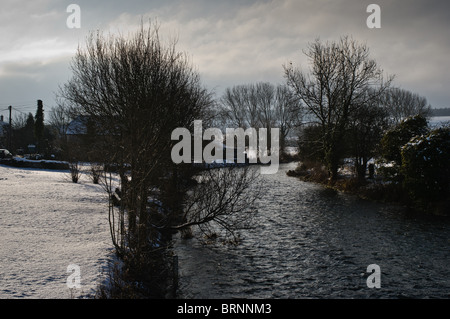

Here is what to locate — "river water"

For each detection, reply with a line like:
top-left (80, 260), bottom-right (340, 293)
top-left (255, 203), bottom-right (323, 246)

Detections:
top-left (173, 162), bottom-right (450, 299)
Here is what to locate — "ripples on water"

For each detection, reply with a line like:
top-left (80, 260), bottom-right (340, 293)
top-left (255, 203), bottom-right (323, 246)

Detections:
top-left (173, 163), bottom-right (450, 299)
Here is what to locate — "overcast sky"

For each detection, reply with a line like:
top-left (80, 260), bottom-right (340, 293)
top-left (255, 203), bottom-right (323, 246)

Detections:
top-left (0, 0), bottom-right (449, 121)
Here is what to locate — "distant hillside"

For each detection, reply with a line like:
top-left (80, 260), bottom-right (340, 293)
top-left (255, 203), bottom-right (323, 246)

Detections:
top-left (431, 108), bottom-right (450, 116)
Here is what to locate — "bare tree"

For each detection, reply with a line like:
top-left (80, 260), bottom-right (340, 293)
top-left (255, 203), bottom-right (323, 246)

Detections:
top-left (219, 82), bottom-right (300, 158)
top-left (274, 84), bottom-right (302, 157)
top-left (382, 87), bottom-right (432, 125)
top-left (58, 22), bottom-right (262, 297)
top-left (284, 36), bottom-right (393, 181)
top-left (47, 101), bottom-right (74, 158)
top-left (11, 113), bottom-right (28, 130)
top-left (10, 113), bottom-right (35, 152)
top-left (347, 91), bottom-right (390, 181)
top-left (59, 22), bottom-right (213, 252)
top-left (219, 84), bottom-right (259, 130)
top-left (157, 166), bottom-right (261, 242)
top-left (48, 102), bottom-right (72, 140)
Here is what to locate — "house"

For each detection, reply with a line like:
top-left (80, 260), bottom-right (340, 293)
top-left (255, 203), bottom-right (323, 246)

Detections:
top-left (66, 115), bottom-right (111, 140)
top-left (66, 115), bottom-right (90, 138)
top-left (66, 116), bottom-right (248, 165)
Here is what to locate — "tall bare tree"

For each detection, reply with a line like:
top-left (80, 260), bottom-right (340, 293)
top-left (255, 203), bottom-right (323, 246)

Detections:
top-left (347, 91), bottom-right (390, 181)
top-left (285, 36), bottom-right (393, 181)
top-left (59, 23), bottom-right (261, 297)
top-left (219, 82), bottom-right (300, 158)
top-left (48, 102), bottom-right (73, 154)
top-left (382, 87), bottom-right (432, 125)
top-left (219, 84), bottom-right (259, 130)
top-left (58, 21), bottom-right (214, 270)
top-left (274, 84), bottom-right (302, 157)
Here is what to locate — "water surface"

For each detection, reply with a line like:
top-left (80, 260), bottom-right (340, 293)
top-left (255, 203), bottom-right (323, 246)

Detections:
top-left (174, 163), bottom-right (450, 298)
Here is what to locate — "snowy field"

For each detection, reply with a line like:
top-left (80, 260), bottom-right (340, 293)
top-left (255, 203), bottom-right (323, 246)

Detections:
top-left (0, 164), bottom-right (113, 299)
top-left (430, 116), bottom-right (450, 127)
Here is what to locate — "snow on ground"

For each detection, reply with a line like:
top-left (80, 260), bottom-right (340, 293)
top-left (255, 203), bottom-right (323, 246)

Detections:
top-left (430, 116), bottom-right (450, 128)
top-left (0, 164), bottom-right (113, 299)
top-left (284, 146), bottom-right (298, 156)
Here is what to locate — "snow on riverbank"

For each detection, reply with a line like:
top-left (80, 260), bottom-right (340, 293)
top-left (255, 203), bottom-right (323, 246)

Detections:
top-left (0, 164), bottom-right (113, 299)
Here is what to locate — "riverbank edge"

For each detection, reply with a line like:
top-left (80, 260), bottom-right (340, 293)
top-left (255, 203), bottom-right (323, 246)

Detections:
top-left (286, 162), bottom-right (450, 217)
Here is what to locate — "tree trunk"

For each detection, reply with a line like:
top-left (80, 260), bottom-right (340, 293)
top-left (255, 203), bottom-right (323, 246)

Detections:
top-left (325, 141), bottom-right (340, 182)
top-left (355, 157), bottom-right (368, 182)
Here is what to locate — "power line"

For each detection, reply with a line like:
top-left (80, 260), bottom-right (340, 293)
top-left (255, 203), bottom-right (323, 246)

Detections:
top-left (12, 104), bottom-right (36, 108)
top-left (0, 106), bottom-right (35, 117)
top-left (10, 107), bottom-right (28, 115)
top-left (11, 107), bottom-right (35, 113)
top-left (0, 104), bottom-right (35, 109)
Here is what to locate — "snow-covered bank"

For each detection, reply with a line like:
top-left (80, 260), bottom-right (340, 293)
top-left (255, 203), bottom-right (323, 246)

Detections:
top-left (430, 116), bottom-right (450, 128)
top-left (0, 165), bottom-right (113, 299)
top-left (0, 157), bottom-right (70, 170)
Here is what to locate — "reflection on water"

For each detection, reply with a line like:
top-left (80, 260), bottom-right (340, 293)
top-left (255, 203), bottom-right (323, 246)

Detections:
top-left (173, 163), bottom-right (450, 298)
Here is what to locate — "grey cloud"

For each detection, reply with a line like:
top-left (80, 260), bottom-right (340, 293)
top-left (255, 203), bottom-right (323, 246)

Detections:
top-left (0, 0), bottom-right (448, 116)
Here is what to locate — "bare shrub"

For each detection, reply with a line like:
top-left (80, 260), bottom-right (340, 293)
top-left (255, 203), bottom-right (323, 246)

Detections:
top-left (68, 161), bottom-right (81, 183)
top-left (171, 166), bottom-right (262, 242)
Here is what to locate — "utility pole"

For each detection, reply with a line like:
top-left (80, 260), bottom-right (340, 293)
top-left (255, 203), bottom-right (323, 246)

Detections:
top-left (8, 105), bottom-right (12, 151)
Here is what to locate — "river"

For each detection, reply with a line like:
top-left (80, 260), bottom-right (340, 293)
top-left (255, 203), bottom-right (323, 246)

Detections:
top-left (173, 162), bottom-right (450, 299)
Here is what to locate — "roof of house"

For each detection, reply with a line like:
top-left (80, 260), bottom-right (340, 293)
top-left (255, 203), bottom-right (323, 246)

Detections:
top-left (66, 116), bottom-right (89, 135)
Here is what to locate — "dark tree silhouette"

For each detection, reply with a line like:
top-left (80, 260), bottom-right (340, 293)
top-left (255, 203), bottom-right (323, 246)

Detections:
top-left (34, 100), bottom-right (44, 153)
top-left (59, 22), bottom-right (261, 297)
top-left (285, 36), bottom-right (393, 181)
